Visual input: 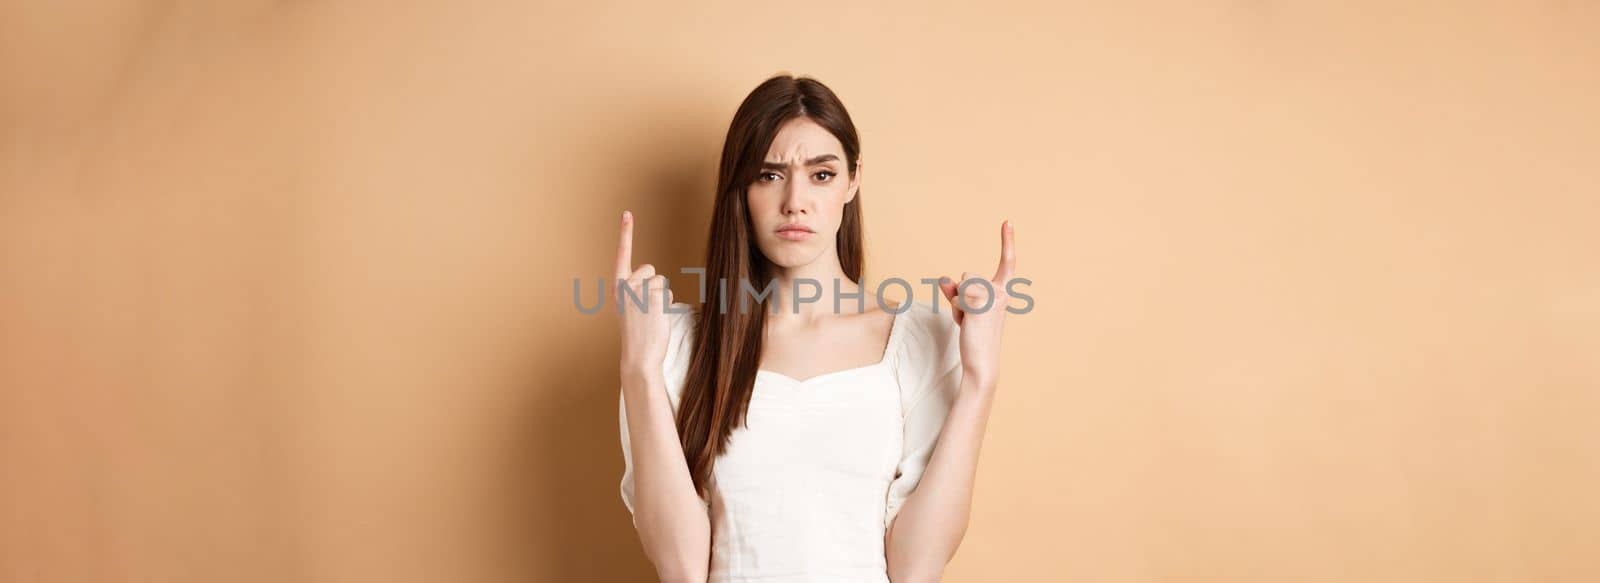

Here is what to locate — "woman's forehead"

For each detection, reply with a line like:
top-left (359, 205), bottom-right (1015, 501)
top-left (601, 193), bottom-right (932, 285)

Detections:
top-left (764, 118), bottom-right (843, 164)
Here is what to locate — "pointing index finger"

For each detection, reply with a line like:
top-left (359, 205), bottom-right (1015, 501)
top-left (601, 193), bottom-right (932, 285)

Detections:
top-left (616, 211), bottom-right (634, 279)
top-left (993, 219), bottom-right (1016, 282)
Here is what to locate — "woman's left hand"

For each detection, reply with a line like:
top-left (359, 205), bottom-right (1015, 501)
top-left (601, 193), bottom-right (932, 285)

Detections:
top-left (937, 220), bottom-right (1016, 391)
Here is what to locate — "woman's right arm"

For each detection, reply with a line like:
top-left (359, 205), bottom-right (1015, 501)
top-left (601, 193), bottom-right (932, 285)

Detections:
top-left (615, 211), bottom-right (710, 582)
top-left (621, 368), bottom-right (711, 582)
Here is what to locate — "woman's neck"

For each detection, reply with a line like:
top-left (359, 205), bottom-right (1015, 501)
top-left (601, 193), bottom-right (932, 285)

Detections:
top-left (766, 261), bottom-right (860, 321)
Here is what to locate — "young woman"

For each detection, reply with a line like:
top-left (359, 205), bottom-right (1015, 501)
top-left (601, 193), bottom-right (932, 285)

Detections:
top-left (615, 74), bottom-right (1017, 583)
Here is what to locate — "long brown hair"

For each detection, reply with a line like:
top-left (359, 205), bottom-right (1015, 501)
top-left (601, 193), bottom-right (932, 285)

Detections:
top-left (675, 74), bottom-right (865, 495)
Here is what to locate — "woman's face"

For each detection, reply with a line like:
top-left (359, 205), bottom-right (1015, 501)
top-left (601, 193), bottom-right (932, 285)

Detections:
top-left (745, 117), bottom-right (860, 271)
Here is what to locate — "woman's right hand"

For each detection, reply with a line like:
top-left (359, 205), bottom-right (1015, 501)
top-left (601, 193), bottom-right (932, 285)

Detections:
top-left (616, 210), bottom-right (674, 380)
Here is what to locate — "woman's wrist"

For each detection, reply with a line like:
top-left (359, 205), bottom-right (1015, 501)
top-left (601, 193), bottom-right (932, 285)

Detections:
top-left (621, 361), bottom-right (665, 391)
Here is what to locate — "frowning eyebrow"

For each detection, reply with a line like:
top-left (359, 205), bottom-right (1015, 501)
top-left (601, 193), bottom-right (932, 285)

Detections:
top-left (761, 154), bottom-right (840, 170)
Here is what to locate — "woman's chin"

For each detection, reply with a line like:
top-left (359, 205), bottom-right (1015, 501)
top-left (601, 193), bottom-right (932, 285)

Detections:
top-left (761, 250), bottom-right (822, 272)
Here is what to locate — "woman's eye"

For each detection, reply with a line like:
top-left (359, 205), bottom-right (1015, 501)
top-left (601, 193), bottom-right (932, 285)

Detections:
top-left (758, 172), bottom-right (781, 182)
top-left (813, 171), bottom-right (835, 181)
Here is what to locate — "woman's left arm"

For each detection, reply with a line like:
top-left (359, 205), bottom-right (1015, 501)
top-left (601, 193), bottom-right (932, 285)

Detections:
top-left (885, 221), bottom-right (1017, 583)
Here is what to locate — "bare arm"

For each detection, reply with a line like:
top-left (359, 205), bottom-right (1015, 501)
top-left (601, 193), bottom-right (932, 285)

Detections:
top-left (883, 372), bottom-right (995, 582)
top-left (622, 368), bottom-right (711, 583)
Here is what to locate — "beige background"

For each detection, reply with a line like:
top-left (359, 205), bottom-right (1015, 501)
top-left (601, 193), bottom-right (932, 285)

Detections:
top-left (3, 1), bottom-right (1598, 581)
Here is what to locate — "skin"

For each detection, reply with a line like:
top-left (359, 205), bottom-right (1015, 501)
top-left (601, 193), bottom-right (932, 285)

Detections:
top-left (616, 116), bottom-right (1018, 582)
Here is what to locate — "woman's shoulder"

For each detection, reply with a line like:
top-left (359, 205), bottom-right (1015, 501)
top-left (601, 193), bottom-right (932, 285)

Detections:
top-left (895, 298), bottom-right (959, 338)
top-left (664, 301), bottom-right (698, 363)
top-left (666, 301), bottom-right (698, 337)
top-left (889, 299), bottom-right (961, 371)
top-left (651, 303), bottom-right (699, 409)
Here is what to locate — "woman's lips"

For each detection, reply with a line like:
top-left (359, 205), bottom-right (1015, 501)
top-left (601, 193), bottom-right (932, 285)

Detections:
top-left (776, 224), bottom-right (814, 241)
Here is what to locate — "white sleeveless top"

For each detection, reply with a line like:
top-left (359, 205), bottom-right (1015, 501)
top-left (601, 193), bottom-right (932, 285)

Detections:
top-left (618, 300), bottom-right (964, 582)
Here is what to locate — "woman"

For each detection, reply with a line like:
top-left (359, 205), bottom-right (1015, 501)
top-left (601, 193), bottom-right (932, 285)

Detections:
top-left (615, 74), bottom-right (1017, 582)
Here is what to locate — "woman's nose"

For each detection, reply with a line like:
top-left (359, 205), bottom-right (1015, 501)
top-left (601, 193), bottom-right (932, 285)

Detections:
top-left (780, 181), bottom-right (807, 215)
